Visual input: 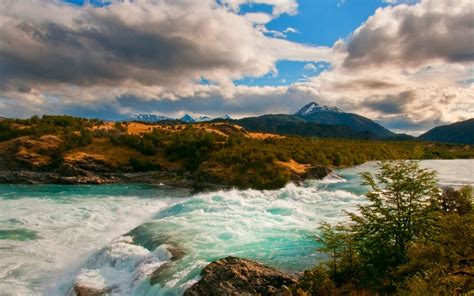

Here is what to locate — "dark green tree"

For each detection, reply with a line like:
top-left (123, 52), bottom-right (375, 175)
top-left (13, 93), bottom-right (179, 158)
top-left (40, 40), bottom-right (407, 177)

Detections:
top-left (348, 160), bottom-right (440, 289)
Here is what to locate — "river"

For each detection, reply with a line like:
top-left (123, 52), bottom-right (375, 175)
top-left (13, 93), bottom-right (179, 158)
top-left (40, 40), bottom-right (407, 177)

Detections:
top-left (0, 159), bottom-right (472, 295)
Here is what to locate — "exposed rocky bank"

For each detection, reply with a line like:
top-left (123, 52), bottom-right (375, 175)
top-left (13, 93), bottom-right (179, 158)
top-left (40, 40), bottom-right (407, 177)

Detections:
top-left (184, 257), bottom-right (297, 296)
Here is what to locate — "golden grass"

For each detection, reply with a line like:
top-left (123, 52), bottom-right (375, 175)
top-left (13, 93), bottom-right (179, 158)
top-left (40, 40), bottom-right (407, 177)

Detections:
top-left (90, 121), bottom-right (116, 131)
top-left (92, 121), bottom-right (282, 141)
top-left (14, 135), bottom-right (62, 167)
top-left (275, 159), bottom-right (310, 174)
top-left (64, 138), bottom-right (144, 167)
top-left (247, 132), bottom-right (285, 140)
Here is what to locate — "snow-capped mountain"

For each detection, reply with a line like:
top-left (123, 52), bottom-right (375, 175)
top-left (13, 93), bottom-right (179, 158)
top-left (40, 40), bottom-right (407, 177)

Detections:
top-left (125, 113), bottom-right (172, 122)
top-left (179, 114), bottom-right (213, 123)
top-left (220, 114), bottom-right (233, 120)
top-left (293, 102), bottom-right (394, 138)
top-left (295, 102), bottom-right (343, 116)
top-left (126, 112), bottom-right (231, 123)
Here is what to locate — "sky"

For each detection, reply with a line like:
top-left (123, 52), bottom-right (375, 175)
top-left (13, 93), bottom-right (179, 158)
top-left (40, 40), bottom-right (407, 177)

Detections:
top-left (0, 0), bottom-right (472, 134)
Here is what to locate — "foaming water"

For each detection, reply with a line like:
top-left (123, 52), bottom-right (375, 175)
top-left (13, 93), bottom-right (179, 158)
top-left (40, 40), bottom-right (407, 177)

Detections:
top-left (143, 184), bottom-right (364, 295)
top-left (0, 184), bottom-right (188, 295)
top-left (0, 159), bottom-right (472, 295)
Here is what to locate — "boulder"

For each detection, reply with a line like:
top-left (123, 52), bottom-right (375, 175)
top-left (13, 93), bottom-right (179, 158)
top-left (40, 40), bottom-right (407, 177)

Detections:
top-left (302, 165), bottom-right (332, 180)
top-left (184, 256), bottom-right (297, 296)
top-left (72, 285), bottom-right (114, 296)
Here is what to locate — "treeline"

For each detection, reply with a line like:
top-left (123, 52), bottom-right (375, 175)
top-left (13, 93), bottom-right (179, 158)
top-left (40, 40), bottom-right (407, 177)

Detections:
top-left (292, 161), bottom-right (474, 295)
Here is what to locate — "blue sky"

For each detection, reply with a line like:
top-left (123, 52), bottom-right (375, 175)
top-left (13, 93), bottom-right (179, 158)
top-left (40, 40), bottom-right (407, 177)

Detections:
top-left (235, 0), bottom-right (391, 87)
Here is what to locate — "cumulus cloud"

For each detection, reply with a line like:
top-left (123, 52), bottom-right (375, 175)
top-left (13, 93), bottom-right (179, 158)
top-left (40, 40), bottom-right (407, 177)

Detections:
top-left (304, 63), bottom-right (317, 71)
top-left (344, 0), bottom-right (474, 68)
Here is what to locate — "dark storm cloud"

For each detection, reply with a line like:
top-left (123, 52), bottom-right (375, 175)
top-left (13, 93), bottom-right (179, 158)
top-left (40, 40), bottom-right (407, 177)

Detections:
top-left (0, 0), bottom-right (274, 90)
top-left (330, 79), bottom-right (398, 90)
top-left (364, 90), bottom-right (415, 114)
top-left (377, 115), bottom-right (448, 135)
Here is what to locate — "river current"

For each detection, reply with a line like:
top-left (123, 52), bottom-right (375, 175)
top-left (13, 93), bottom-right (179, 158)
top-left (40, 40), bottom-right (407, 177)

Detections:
top-left (0, 160), bottom-right (472, 295)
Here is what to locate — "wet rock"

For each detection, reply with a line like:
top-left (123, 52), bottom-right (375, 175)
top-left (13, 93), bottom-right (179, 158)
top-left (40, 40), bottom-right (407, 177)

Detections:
top-left (73, 284), bottom-right (114, 296)
top-left (302, 165), bottom-right (332, 180)
top-left (149, 244), bottom-right (187, 285)
top-left (166, 244), bottom-right (186, 261)
top-left (184, 256), bottom-right (297, 296)
top-left (57, 164), bottom-right (90, 177)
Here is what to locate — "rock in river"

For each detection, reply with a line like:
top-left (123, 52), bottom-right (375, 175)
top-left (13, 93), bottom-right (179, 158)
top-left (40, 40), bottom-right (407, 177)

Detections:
top-left (184, 256), bottom-right (297, 296)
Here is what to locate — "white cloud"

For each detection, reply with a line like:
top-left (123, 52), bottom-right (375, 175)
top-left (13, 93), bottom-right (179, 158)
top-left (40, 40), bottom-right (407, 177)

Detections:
top-left (219, 0), bottom-right (298, 17)
top-left (304, 63), bottom-right (317, 71)
top-left (243, 12), bottom-right (273, 24)
top-left (283, 27), bottom-right (298, 34)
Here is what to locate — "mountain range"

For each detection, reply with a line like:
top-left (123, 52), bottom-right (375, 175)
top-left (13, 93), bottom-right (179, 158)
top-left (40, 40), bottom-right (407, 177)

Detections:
top-left (125, 102), bottom-right (473, 144)
top-left (126, 113), bottom-right (232, 123)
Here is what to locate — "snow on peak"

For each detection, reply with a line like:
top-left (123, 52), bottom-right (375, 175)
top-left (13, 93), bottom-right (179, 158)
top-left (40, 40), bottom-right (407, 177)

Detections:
top-left (295, 102), bottom-right (343, 116)
top-left (126, 113), bottom-right (171, 122)
top-left (220, 114), bottom-right (232, 120)
top-left (179, 114), bottom-right (213, 123)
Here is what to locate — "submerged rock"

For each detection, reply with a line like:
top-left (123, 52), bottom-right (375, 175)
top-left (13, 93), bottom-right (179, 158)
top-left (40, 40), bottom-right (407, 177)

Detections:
top-left (149, 244), bottom-right (187, 285)
top-left (184, 256), bottom-right (297, 296)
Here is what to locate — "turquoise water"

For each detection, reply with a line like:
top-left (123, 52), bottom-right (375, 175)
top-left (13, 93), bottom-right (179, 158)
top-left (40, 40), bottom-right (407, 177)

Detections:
top-left (0, 160), bottom-right (472, 295)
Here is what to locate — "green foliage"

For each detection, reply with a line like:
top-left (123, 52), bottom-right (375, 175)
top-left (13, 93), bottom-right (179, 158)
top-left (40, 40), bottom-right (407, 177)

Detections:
top-left (291, 265), bottom-right (336, 296)
top-left (109, 129), bottom-right (168, 156)
top-left (333, 152), bottom-right (343, 166)
top-left (316, 223), bottom-right (358, 286)
top-left (303, 161), bottom-right (474, 295)
top-left (129, 157), bottom-right (161, 171)
top-left (0, 121), bottom-right (30, 141)
top-left (165, 129), bottom-right (224, 170)
top-left (399, 212), bottom-right (474, 295)
top-left (436, 186), bottom-right (472, 215)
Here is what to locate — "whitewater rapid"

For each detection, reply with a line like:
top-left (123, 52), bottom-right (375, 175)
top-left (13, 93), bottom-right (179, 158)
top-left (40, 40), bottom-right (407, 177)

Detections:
top-left (0, 159), bottom-right (472, 295)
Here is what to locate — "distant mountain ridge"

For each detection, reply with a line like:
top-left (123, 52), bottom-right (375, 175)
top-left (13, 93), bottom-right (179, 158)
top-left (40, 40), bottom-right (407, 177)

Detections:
top-left (126, 113), bottom-right (172, 122)
top-left (126, 113), bottom-right (232, 123)
top-left (419, 118), bottom-right (474, 144)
